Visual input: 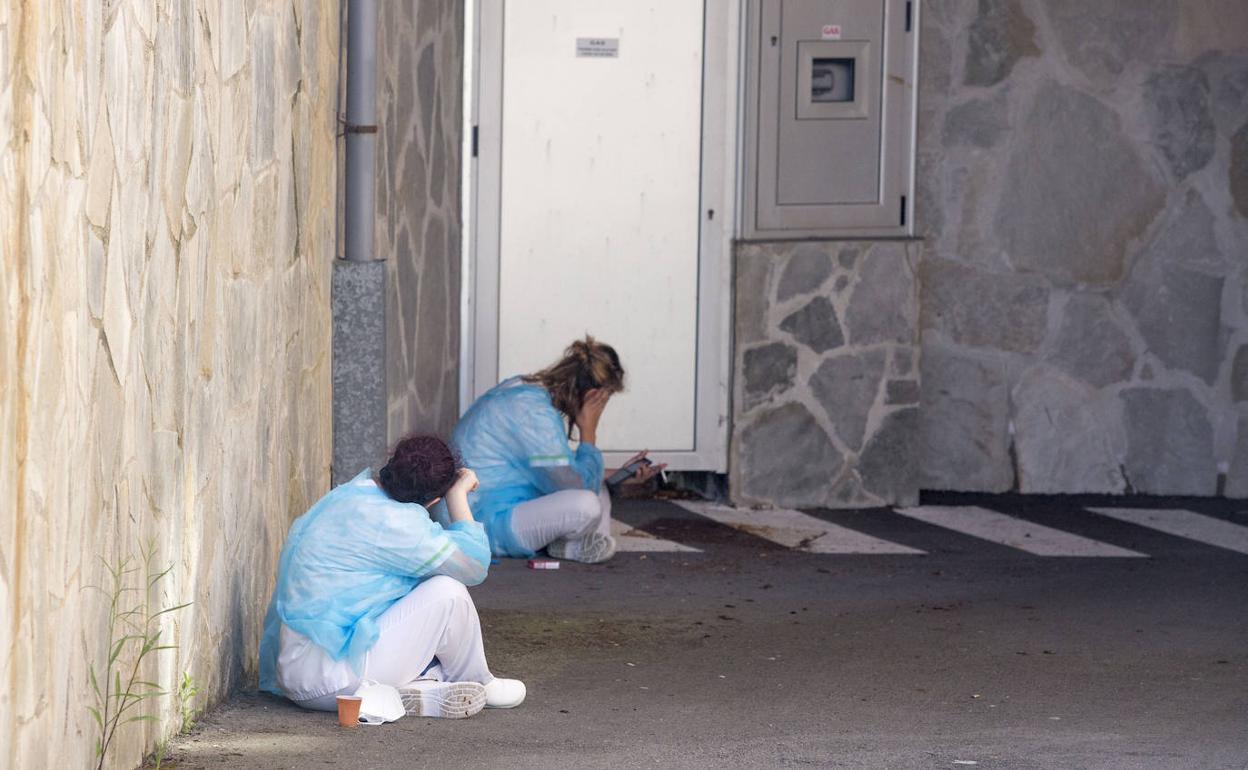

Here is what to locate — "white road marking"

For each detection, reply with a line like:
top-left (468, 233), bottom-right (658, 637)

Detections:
top-left (674, 501), bottom-right (924, 555)
top-left (609, 518), bottom-right (701, 552)
top-left (895, 506), bottom-right (1146, 557)
top-left (1088, 507), bottom-right (1248, 556)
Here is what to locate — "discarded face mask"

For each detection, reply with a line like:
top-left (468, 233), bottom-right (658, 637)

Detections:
top-left (353, 680), bottom-right (405, 725)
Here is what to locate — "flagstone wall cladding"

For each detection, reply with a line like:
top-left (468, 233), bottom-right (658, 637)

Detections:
top-left (0, 3), bottom-right (338, 768)
top-left (731, 242), bottom-right (923, 509)
top-left (377, 0), bottom-right (464, 445)
top-left (915, 0), bottom-right (1248, 497)
top-left (732, 1), bottom-right (1247, 507)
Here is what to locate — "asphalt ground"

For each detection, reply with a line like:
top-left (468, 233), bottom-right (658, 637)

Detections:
top-left (161, 494), bottom-right (1248, 769)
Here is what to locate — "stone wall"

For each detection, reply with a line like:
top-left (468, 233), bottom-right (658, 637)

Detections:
top-left (378, 0), bottom-right (463, 444)
top-left (731, 241), bottom-right (923, 508)
top-left (0, 2), bottom-right (338, 768)
top-left (917, 0), bottom-right (1248, 496)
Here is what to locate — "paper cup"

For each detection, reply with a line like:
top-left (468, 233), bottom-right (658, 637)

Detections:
top-left (336, 695), bottom-right (363, 727)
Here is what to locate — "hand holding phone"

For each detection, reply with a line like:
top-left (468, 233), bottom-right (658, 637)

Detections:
top-left (606, 457), bottom-right (652, 487)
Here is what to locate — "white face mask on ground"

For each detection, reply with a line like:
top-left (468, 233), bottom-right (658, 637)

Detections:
top-left (352, 680), bottom-right (405, 724)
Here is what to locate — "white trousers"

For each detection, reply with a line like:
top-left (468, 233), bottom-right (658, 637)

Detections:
top-left (510, 488), bottom-right (612, 553)
top-left (281, 575), bottom-right (494, 711)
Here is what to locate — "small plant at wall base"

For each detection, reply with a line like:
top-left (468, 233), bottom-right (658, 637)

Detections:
top-left (147, 671), bottom-right (200, 769)
top-left (87, 540), bottom-right (190, 770)
top-left (178, 671), bottom-right (200, 733)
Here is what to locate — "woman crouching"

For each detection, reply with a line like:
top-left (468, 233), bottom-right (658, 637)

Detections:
top-left (450, 336), bottom-right (665, 563)
top-left (259, 435), bottom-right (524, 718)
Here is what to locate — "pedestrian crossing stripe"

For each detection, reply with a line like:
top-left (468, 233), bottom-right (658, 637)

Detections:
top-left (613, 503), bottom-right (1248, 558)
top-left (1087, 507), bottom-right (1248, 556)
top-left (673, 501), bottom-right (925, 555)
top-left (894, 506), bottom-right (1146, 557)
top-left (609, 518), bottom-right (701, 552)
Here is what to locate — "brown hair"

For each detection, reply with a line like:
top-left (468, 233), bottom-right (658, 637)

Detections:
top-left (378, 435), bottom-right (460, 505)
top-left (525, 336), bottom-right (625, 424)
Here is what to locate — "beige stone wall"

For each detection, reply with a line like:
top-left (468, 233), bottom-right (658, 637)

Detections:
top-left (0, 2), bottom-right (338, 768)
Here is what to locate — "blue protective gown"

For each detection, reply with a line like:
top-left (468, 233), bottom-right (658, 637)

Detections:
top-left (450, 377), bottom-right (604, 558)
top-left (258, 470), bottom-right (491, 695)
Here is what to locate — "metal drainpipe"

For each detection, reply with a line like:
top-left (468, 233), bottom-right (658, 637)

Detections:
top-left (344, 0), bottom-right (378, 262)
top-left (331, 0), bottom-right (386, 485)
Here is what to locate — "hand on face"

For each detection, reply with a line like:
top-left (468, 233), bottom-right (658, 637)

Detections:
top-left (579, 388), bottom-right (610, 421)
top-left (575, 388), bottom-right (611, 443)
top-left (449, 467), bottom-right (479, 496)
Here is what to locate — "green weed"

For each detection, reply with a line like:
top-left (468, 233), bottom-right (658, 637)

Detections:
top-left (177, 671), bottom-right (200, 734)
top-left (87, 539), bottom-right (190, 770)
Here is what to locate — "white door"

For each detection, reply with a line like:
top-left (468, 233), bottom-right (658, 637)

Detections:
top-left (468, 0), bottom-right (736, 470)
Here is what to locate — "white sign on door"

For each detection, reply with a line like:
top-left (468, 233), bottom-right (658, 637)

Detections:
top-left (576, 37), bottom-right (620, 57)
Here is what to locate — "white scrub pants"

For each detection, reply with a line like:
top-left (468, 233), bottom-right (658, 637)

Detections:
top-left (509, 488), bottom-right (612, 554)
top-left (282, 576), bottom-right (494, 711)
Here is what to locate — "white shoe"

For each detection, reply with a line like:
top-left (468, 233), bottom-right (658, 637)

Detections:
top-left (547, 533), bottom-right (617, 564)
top-left (484, 677), bottom-right (526, 709)
top-left (397, 680), bottom-right (486, 719)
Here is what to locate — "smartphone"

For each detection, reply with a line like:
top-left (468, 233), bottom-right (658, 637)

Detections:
top-left (606, 458), bottom-right (652, 487)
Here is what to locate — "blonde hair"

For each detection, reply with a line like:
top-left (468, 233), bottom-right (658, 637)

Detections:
top-left (525, 336), bottom-right (626, 424)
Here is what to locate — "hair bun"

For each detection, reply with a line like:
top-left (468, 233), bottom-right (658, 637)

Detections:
top-left (568, 338), bottom-right (590, 362)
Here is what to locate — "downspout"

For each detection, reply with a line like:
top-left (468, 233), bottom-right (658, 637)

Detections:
top-left (344, 0), bottom-right (378, 263)
top-left (332, 0), bottom-right (387, 485)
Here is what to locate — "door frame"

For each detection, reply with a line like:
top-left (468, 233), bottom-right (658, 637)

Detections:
top-left (462, 0), bottom-right (740, 472)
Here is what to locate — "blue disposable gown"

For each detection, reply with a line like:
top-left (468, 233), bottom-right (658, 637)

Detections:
top-left (449, 377), bottom-right (604, 557)
top-left (258, 470), bottom-right (491, 695)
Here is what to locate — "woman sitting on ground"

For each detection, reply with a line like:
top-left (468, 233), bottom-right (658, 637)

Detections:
top-left (258, 435), bottom-right (525, 718)
top-left (450, 336), bottom-right (665, 563)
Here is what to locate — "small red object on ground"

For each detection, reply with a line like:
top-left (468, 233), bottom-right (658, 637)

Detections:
top-left (527, 558), bottom-right (560, 570)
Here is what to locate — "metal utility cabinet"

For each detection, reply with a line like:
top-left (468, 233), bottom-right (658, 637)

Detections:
top-left (742, 0), bottom-right (919, 238)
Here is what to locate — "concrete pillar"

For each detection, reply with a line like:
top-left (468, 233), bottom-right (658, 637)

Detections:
top-left (332, 259), bottom-right (388, 484)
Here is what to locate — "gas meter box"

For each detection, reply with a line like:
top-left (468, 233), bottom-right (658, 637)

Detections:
top-left (742, 0), bottom-right (918, 238)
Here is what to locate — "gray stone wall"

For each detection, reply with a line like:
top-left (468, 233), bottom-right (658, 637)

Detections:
top-left (917, 0), bottom-right (1248, 496)
top-left (377, 0), bottom-right (464, 444)
top-left (731, 241), bottom-right (923, 508)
